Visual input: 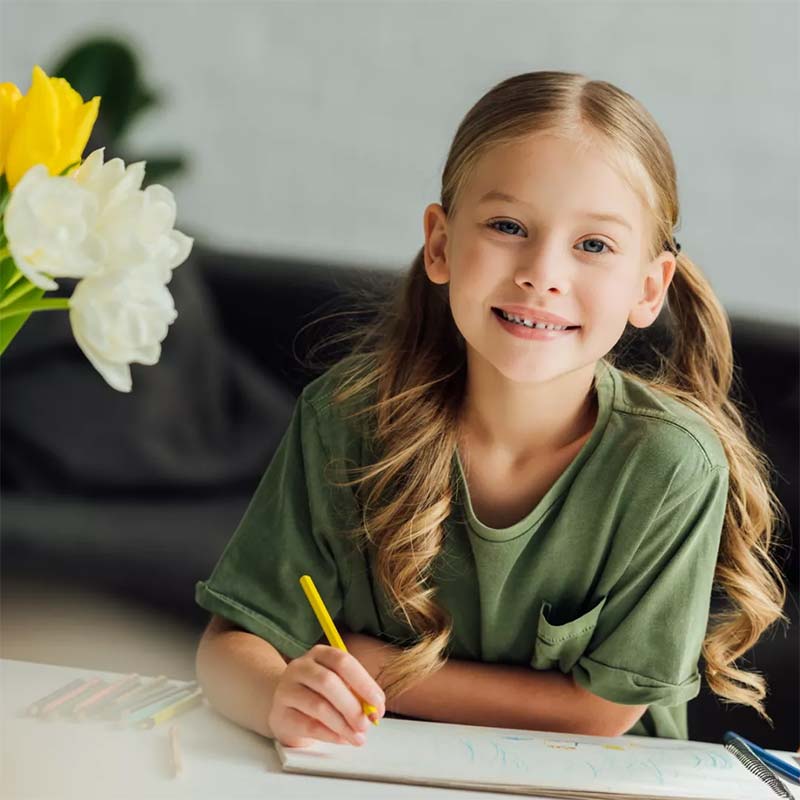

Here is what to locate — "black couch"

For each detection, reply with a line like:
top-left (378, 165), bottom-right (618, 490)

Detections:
top-left (2, 240), bottom-right (797, 749)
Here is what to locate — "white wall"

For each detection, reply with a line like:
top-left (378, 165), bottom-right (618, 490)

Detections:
top-left (2, 0), bottom-right (798, 324)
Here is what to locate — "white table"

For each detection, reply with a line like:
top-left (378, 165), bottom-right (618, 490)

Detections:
top-left (3, 659), bottom-right (799, 800)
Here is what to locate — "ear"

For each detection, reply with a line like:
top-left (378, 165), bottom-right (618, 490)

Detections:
top-left (423, 203), bottom-right (450, 285)
top-left (628, 251), bottom-right (678, 328)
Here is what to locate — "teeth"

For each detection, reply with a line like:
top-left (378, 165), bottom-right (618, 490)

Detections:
top-left (499, 310), bottom-right (568, 331)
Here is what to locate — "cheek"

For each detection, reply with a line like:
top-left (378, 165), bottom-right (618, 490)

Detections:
top-left (449, 251), bottom-right (496, 309)
top-left (448, 283), bottom-right (480, 332)
top-left (580, 280), bottom-right (638, 332)
top-left (454, 239), bottom-right (494, 280)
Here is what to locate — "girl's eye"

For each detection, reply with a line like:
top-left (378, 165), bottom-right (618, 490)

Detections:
top-left (486, 220), bottom-right (615, 255)
top-left (578, 238), bottom-right (614, 256)
top-left (488, 219), bottom-right (526, 237)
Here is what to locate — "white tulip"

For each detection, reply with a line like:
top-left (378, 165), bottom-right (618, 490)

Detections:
top-left (69, 267), bottom-right (178, 393)
top-left (3, 148), bottom-right (193, 392)
top-left (71, 147), bottom-right (146, 211)
top-left (73, 148), bottom-right (193, 282)
top-left (4, 164), bottom-right (104, 290)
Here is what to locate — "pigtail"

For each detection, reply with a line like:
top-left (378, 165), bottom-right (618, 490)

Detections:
top-left (658, 254), bottom-right (789, 721)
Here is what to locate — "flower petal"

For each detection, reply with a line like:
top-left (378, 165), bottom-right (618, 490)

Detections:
top-left (5, 66), bottom-right (58, 189)
top-left (4, 65), bottom-right (100, 189)
top-left (0, 82), bottom-right (23, 178)
top-left (4, 163), bottom-right (100, 287)
top-left (68, 268), bottom-right (177, 391)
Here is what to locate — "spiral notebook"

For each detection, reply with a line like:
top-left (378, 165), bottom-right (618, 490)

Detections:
top-left (276, 717), bottom-right (791, 799)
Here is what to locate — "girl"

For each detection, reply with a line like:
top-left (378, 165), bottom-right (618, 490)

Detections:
top-left (194, 71), bottom-right (788, 749)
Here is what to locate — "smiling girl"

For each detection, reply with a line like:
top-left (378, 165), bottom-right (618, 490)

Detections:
top-left (194, 70), bottom-right (787, 749)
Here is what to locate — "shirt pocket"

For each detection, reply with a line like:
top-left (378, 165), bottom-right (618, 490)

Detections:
top-left (530, 596), bottom-right (608, 673)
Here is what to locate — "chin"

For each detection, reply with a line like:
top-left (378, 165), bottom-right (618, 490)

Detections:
top-left (470, 346), bottom-right (574, 385)
top-left (496, 361), bottom-right (574, 385)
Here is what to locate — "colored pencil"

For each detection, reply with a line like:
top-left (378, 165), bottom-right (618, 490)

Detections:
top-left (169, 724), bottom-right (183, 777)
top-left (72, 674), bottom-right (138, 717)
top-left (26, 678), bottom-right (85, 717)
top-left (299, 574), bottom-right (379, 725)
top-left (78, 675), bottom-right (142, 719)
top-left (114, 683), bottom-right (187, 722)
top-left (137, 688), bottom-right (204, 729)
top-left (40, 678), bottom-right (102, 717)
top-left (90, 677), bottom-right (150, 717)
top-left (99, 675), bottom-right (168, 719)
top-left (123, 684), bottom-right (197, 726)
top-left (57, 680), bottom-right (110, 717)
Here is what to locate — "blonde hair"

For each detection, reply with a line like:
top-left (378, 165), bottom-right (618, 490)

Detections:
top-left (301, 71), bottom-right (789, 721)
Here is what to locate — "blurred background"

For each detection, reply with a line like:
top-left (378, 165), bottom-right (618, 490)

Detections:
top-left (1, 0), bottom-right (797, 749)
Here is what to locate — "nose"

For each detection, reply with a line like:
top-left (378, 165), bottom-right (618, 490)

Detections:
top-left (512, 242), bottom-right (570, 294)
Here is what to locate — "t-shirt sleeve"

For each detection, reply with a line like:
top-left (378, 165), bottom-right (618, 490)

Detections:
top-left (194, 391), bottom-right (354, 659)
top-left (572, 463), bottom-right (729, 707)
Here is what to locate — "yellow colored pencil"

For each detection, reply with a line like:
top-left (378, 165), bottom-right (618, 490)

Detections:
top-left (136, 688), bottom-right (203, 729)
top-left (299, 574), bottom-right (379, 726)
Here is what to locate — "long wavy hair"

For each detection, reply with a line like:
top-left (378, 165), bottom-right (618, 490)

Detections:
top-left (299, 71), bottom-right (789, 721)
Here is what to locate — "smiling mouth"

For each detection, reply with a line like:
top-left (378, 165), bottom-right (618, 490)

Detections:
top-left (491, 308), bottom-right (581, 330)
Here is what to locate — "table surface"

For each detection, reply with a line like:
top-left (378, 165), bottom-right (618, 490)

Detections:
top-left (3, 658), bottom-right (799, 800)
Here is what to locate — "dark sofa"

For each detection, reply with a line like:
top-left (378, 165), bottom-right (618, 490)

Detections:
top-left (2, 240), bottom-right (797, 749)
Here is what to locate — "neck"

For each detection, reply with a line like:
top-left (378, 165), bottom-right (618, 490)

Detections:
top-left (459, 355), bottom-right (599, 467)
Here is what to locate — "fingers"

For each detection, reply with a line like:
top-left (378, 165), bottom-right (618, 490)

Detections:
top-left (278, 707), bottom-right (353, 747)
top-left (298, 650), bottom-right (382, 737)
top-left (271, 644), bottom-right (387, 749)
top-left (310, 644), bottom-right (386, 719)
top-left (285, 684), bottom-right (368, 746)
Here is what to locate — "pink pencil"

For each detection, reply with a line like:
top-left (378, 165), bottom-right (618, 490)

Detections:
top-left (40, 677), bottom-right (102, 716)
top-left (26, 678), bottom-right (84, 717)
top-left (57, 681), bottom-right (110, 717)
top-left (73, 674), bottom-right (139, 717)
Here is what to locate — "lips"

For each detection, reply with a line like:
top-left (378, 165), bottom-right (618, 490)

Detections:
top-left (493, 309), bottom-right (580, 340)
top-left (491, 308), bottom-right (580, 329)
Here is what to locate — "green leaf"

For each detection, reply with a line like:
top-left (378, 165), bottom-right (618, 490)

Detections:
top-left (0, 297), bottom-right (69, 319)
top-left (0, 174), bottom-right (10, 216)
top-left (0, 273), bottom-right (40, 308)
top-left (0, 255), bottom-right (23, 294)
top-left (0, 285), bottom-right (46, 355)
top-left (50, 38), bottom-right (160, 146)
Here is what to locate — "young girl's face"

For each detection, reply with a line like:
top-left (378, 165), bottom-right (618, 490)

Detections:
top-left (424, 133), bottom-right (674, 385)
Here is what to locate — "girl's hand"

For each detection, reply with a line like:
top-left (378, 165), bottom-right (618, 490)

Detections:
top-left (267, 644), bottom-right (386, 748)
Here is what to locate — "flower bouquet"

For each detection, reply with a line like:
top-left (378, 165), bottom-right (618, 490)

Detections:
top-left (0, 65), bottom-right (193, 392)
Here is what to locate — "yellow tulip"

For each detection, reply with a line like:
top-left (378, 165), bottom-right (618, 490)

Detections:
top-left (0, 82), bottom-right (23, 180)
top-left (1, 65), bottom-right (100, 190)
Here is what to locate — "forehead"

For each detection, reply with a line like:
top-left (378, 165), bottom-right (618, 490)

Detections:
top-left (462, 134), bottom-right (644, 234)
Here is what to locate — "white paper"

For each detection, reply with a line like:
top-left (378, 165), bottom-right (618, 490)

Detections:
top-left (277, 718), bottom-right (783, 800)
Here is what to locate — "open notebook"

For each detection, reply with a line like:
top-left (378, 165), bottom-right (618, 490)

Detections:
top-left (276, 717), bottom-right (786, 800)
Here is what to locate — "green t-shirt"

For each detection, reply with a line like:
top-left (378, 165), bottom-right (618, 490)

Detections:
top-left (195, 356), bottom-right (729, 740)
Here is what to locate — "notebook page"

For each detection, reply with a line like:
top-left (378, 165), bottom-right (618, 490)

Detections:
top-left (277, 718), bottom-right (780, 800)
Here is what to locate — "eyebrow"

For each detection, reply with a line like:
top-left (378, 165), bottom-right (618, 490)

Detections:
top-left (478, 190), bottom-right (633, 232)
